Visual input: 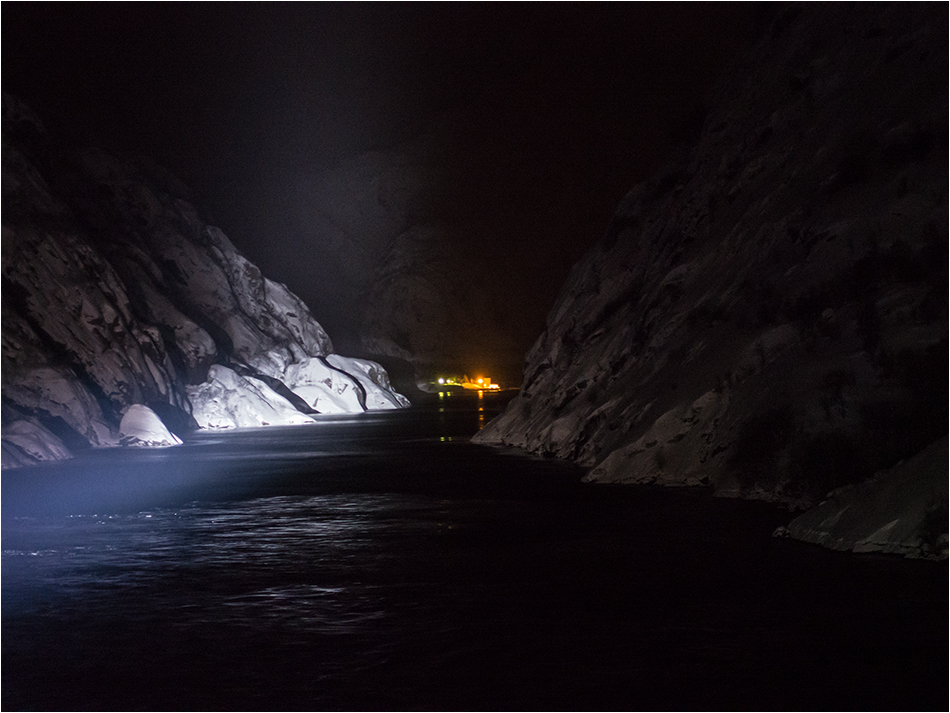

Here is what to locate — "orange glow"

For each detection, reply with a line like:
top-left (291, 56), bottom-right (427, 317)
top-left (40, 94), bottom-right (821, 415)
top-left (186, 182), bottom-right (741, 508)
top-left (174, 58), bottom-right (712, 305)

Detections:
top-left (435, 374), bottom-right (501, 390)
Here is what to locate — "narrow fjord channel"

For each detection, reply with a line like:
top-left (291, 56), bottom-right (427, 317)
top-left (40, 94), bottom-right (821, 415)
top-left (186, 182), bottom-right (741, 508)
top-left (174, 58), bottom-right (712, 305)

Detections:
top-left (3, 394), bottom-right (946, 711)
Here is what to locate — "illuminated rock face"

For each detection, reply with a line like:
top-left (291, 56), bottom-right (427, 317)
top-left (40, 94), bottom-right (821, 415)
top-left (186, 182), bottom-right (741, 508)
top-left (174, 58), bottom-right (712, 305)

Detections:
top-left (1, 421), bottom-right (72, 467)
top-left (186, 365), bottom-right (316, 430)
top-left (476, 4), bottom-right (947, 549)
top-left (1, 95), bottom-right (407, 466)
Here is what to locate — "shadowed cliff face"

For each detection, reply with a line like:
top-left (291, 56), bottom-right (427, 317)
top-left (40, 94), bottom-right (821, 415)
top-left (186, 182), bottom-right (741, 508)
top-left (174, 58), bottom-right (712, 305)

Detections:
top-left (477, 4), bottom-right (947, 526)
top-left (255, 113), bottom-right (608, 389)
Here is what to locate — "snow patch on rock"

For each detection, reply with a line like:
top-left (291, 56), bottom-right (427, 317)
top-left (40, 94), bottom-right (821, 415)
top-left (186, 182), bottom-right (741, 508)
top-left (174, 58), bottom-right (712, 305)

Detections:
top-left (118, 404), bottom-right (183, 447)
top-left (276, 354), bottom-right (409, 414)
top-left (326, 354), bottom-right (411, 410)
top-left (264, 278), bottom-right (334, 358)
top-left (187, 365), bottom-right (315, 429)
top-left (282, 357), bottom-right (363, 414)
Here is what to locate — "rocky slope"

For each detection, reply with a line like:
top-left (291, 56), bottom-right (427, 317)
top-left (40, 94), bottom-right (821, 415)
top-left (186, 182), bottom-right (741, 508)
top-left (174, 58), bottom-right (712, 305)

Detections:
top-left (778, 435), bottom-right (948, 559)
top-left (475, 4), bottom-right (947, 556)
top-left (2, 94), bottom-right (408, 467)
top-left (271, 118), bottom-right (530, 389)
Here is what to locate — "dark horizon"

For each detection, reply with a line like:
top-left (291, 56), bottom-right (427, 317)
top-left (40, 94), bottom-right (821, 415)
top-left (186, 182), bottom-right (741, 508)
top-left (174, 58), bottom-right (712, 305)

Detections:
top-left (3, 2), bottom-right (759, 383)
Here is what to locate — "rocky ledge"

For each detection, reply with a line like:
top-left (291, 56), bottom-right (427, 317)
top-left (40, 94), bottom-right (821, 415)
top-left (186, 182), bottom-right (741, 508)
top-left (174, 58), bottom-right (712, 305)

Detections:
top-left (1, 94), bottom-right (408, 468)
top-left (776, 436), bottom-right (948, 560)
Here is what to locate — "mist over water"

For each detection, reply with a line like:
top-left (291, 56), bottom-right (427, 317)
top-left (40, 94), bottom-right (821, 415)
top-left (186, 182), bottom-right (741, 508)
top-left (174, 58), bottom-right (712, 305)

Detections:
top-left (3, 394), bottom-right (946, 711)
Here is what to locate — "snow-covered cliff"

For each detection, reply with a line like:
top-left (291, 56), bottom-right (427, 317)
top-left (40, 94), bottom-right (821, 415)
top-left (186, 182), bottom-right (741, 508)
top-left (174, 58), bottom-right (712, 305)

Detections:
top-left (475, 4), bottom-right (947, 557)
top-left (1, 94), bottom-right (408, 467)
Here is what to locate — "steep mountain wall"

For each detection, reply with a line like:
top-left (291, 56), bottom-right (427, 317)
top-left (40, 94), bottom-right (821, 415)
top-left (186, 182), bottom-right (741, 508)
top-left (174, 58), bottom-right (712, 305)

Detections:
top-left (2, 95), bottom-right (407, 467)
top-left (475, 3), bottom-right (947, 554)
top-left (280, 119), bottom-right (537, 388)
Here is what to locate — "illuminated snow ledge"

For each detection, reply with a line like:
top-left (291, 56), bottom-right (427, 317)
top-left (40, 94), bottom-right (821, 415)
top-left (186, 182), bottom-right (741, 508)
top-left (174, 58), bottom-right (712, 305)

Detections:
top-left (1, 354), bottom-right (409, 467)
top-left (187, 355), bottom-right (409, 430)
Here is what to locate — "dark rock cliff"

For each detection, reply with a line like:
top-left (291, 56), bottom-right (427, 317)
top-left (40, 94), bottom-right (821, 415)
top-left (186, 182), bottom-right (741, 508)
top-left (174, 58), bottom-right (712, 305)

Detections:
top-left (2, 95), bottom-right (407, 467)
top-left (475, 4), bottom-right (947, 556)
top-left (278, 118), bottom-right (536, 389)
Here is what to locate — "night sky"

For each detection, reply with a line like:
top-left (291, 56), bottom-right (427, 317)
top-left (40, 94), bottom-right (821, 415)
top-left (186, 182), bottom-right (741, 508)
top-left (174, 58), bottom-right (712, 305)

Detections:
top-left (3, 3), bottom-right (757, 382)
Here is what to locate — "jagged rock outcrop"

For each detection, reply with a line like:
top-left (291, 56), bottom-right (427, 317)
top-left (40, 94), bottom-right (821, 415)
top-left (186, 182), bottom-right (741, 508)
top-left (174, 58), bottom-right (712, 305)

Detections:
top-left (476, 3), bottom-right (947, 547)
top-left (1, 94), bottom-right (408, 467)
top-left (1, 420), bottom-right (72, 467)
top-left (778, 436), bottom-right (948, 559)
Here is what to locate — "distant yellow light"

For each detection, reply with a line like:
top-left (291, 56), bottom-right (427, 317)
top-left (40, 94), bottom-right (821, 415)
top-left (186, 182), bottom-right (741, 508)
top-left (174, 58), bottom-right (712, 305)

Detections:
top-left (477, 378), bottom-right (484, 384)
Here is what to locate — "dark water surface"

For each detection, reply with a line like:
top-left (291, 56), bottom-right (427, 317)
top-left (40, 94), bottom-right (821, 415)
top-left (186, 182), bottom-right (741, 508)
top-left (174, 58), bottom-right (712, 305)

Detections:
top-left (3, 394), bottom-right (947, 711)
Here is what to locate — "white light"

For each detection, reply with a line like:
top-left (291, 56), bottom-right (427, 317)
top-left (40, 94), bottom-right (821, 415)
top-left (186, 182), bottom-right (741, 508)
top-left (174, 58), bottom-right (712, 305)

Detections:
top-left (438, 378), bottom-right (444, 384)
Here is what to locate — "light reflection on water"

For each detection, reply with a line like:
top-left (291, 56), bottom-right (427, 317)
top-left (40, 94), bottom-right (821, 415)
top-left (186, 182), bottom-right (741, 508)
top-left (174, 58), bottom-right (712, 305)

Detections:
top-left (2, 398), bottom-right (947, 711)
top-left (4, 491), bottom-right (467, 632)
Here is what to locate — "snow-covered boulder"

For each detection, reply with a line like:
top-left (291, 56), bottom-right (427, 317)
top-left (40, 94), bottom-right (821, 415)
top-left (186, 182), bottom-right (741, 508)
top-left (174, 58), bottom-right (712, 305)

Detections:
top-left (279, 354), bottom-right (410, 414)
top-left (2, 420), bottom-right (72, 467)
top-left (326, 355), bottom-right (411, 410)
top-left (282, 357), bottom-right (365, 414)
top-left (186, 365), bottom-right (315, 429)
top-left (118, 404), bottom-right (183, 447)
